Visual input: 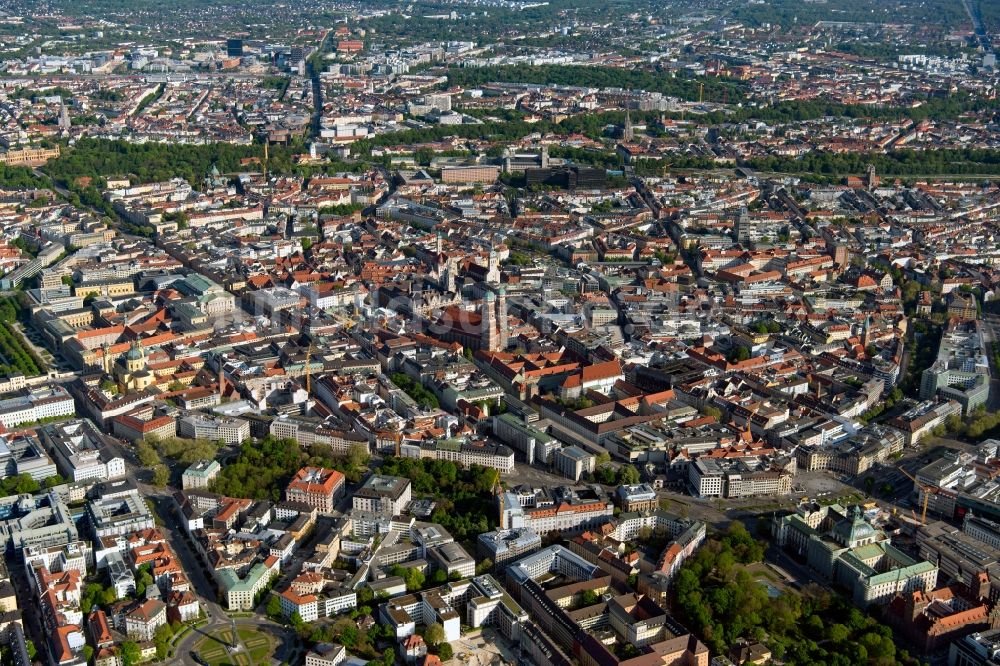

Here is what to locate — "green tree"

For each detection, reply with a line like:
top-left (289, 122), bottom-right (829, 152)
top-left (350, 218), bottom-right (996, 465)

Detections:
top-left (43, 474), bottom-right (65, 489)
top-left (135, 441), bottom-right (160, 467)
top-left (347, 442), bottom-right (370, 470)
top-left (425, 622), bottom-right (445, 646)
top-left (266, 594), bottom-right (283, 620)
top-left (828, 623), bottom-right (851, 643)
top-left (414, 148), bottom-right (434, 166)
top-left (154, 624), bottom-right (174, 659)
top-left (11, 474), bottom-right (39, 495)
top-left (404, 567), bottom-right (425, 591)
top-left (728, 346), bottom-right (751, 363)
top-left (701, 405), bottom-right (723, 420)
top-left (120, 642), bottom-right (141, 666)
top-left (81, 582), bottom-right (107, 613)
top-left (617, 464), bottom-right (641, 485)
top-left (151, 464), bottom-right (170, 488)
top-left (135, 565), bottom-right (154, 598)
top-left (595, 465), bottom-right (616, 485)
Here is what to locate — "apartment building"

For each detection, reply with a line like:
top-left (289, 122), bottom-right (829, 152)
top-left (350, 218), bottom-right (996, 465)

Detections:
top-left (269, 415), bottom-right (369, 455)
top-left (0, 434), bottom-right (58, 482)
top-left (124, 599), bottom-right (166, 641)
top-left (492, 413), bottom-right (560, 465)
top-left (305, 644), bottom-right (347, 666)
top-left (0, 490), bottom-right (79, 552)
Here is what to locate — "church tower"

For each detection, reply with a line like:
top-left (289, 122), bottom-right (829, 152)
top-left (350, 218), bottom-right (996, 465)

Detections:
top-left (125, 341), bottom-right (145, 373)
top-left (101, 341), bottom-right (112, 375)
top-left (443, 260), bottom-right (456, 293)
top-left (486, 248), bottom-right (500, 285)
top-left (481, 291), bottom-right (498, 351)
top-left (58, 101), bottom-right (71, 133)
top-left (497, 287), bottom-right (509, 350)
top-left (623, 109), bottom-right (634, 141)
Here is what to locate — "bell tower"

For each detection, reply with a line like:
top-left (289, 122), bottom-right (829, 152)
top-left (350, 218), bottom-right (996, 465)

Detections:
top-left (481, 291), bottom-right (498, 351)
top-left (497, 287), bottom-right (509, 350)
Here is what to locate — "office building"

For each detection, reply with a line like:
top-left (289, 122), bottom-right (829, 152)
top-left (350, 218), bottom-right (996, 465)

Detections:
top-left (553, 446), bottom-right (594, 482)
top-left (177, 412), bottom-right (250, 445)
top-left (0, 490), bottom-right (78, 553)
top-left (181, 460), bottom-right (221, 490)
top-left (38, 419), bottom-right (126, 483)
top-left (499, 486), bottom-right (613, 535)
top-left (87, 490), bottom-right (155, 538)
top-left (477, 527), bottom-right (541, 567)
top-left (774, 502), bottom-right (938, 607)
top-left (286, 467), bottom-right (346, 513)
top-left (919, 320), bottom-right (990, 414)
top-left (353, 475), bottom-right (411, 516)
top-left (0, 386), bottom-right (76, 430)
top-left (615, 484), bottom-right (659, 512)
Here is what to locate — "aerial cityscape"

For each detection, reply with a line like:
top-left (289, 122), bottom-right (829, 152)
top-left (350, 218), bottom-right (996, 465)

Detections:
top-left (0, 0), bottom-right (1000, 666)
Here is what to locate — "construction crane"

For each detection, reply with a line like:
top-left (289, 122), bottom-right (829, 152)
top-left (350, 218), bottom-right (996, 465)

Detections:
top-left (900, 467), bottom-right (933, 525)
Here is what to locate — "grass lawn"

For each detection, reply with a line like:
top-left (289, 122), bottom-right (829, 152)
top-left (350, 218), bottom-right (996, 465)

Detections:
top-left (193, 626), bottom-right (276, 666)
top-left (238, 628), bottom-right (275, 662)
top-left (818, 492), bottom-right (865, 506)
